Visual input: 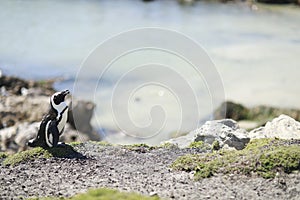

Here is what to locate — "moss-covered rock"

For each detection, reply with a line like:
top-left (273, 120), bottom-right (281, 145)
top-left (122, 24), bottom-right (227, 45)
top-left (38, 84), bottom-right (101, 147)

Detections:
top-left (2, 144), bottom-right (84, 166)
top-left (188, 141), bottom-right (211, 150)
top-left (3, 147), bottom-right (51, 166)
top-left (159, 142), bottom-right (179, 149)
top-left (171, 138), bottom-right (300, 179)
top-left (124, 143), bottom-right (157, 153)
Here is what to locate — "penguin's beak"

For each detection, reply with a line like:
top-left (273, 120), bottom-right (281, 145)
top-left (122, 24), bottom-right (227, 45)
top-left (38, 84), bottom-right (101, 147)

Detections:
top-left (62, 90), bottom-right (70, 97)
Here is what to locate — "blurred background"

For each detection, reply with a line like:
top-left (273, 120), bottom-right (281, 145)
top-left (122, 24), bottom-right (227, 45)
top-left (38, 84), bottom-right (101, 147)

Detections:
top-left (1, 0), bottom-right (300, 144)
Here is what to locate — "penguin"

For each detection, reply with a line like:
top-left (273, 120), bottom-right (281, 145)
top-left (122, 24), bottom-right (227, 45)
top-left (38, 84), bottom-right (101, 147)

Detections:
top-left (28, 89), bottom-right (70, 148)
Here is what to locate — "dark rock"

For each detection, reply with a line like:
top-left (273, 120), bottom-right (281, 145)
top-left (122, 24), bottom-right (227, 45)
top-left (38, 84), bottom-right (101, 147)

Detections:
top-left (214, 101), bottom-right (250, 121)
top-left (0, 75), bottom-right (55, 96)
top-left (68, 100), bottom-right (101, 141)
top-left (256, 0), bottom-right (298, 4)
top-left (214, 101), bottom-right (300, 130)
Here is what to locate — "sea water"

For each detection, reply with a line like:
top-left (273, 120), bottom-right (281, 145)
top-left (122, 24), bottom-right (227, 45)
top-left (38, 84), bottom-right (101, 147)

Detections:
top-left (0, 0), bottom-right (300, 144)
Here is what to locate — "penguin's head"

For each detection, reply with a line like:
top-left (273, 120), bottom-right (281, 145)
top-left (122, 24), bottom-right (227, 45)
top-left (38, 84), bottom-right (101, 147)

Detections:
top-left (50, 90), bottom-right (70, 112)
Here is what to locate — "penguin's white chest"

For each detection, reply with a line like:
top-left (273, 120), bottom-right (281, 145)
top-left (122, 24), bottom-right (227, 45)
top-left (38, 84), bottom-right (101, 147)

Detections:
top-left (57, 107), bottom-right (68, 133)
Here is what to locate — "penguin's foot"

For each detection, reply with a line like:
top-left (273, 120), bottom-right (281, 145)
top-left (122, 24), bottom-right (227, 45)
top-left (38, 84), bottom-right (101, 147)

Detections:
top-left (27, 139), bottom-right (38, 147)
top-left (27, 138), bottom-right (47, 148)
top-left (56, 142), bottom-right (66, 147)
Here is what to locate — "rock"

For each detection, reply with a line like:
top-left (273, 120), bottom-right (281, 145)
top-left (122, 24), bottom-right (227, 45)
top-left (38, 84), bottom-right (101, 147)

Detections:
top-left (249, 115), bottom-right (300, 140)
top-left (214, 101), bottom-right (249, 121)
top-left (0, 126), bottom-right (17, 151)
top-left (0, 75), bottom-right (55, 96)
top-left (193, 119), bottom-right (250, 150)
top-left (178, 0), bottom-right (195, 5)
top-left (249, 105), bottom-right (300, 123)
top-left (60, 124), bottom-right (90, 144)
top-left (0, 74), bottom-right (101, 152)
top-left (164, 119), bottom-right (250, 150)
top-left (68, 100), bottom-right (101, 141)
top-left (14, 122), bottom-right (40, 151)
top-left (256, 0), bottom-right (298, 4)
top-left (214, 101), bottom-right (300, 130)
top-left (0, 95), bottom-right (49, 128)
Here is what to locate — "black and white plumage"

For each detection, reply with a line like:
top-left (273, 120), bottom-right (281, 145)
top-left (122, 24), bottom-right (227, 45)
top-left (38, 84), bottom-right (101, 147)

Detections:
top-left (28, 90), bottom-right (70, 148)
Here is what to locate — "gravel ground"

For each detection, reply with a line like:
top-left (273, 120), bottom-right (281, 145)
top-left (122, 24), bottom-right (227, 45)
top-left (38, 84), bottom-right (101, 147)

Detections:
top-left (0, 143), bottom-right (299, 200)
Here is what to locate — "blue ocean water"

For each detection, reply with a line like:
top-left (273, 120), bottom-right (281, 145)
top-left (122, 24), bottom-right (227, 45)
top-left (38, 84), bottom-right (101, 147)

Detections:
top-left (1, 0), bottom-right (300, 144)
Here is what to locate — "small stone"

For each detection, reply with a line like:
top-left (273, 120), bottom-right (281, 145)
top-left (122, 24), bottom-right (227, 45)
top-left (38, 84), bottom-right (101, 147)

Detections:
top-left (149, 191), bottom-right (158, 196)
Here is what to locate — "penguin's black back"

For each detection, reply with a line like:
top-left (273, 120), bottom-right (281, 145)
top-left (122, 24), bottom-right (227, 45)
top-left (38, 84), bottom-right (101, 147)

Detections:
top-left (35, 108), bottom-right (58, 147)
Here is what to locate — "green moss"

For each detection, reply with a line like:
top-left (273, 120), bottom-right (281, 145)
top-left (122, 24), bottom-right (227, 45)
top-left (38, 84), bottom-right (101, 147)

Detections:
top-left (189, 141), bottom-right (204, 148)
top-left (70, 188), bottom-right (160, 200)
top-left (0, 152), bottom-right (8, 159)
top-left (124, 143), bottom-right (157, 152)
top-left (171, 138), bottom-right (300, 180)
top-left (212, 140), bottom-right (220, 151)
top-left (159, 142), bottom-right (178, 149)
top-left (91, 141), bottom-right (113, 147)
top-left (188, 141), bottom-right (211, 150)
top-left (125, 143), bottom-right (150, 148)
top-left (28, 188), bottom-right (160, 200)
top-left (69, 141), bottom-right (82, 147)
top-left (3, 147), bottom-right (52, 166)
top-left (3, 145), bottom-right (82, 166)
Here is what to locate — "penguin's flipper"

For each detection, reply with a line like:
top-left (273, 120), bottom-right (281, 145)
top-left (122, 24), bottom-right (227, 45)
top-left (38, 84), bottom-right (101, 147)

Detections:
top-left (48, 121), bottom-right (60, 147)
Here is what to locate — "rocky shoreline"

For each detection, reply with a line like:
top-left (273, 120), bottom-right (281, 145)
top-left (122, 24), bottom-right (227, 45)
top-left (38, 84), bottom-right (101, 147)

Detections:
top-left (0, 74), bottom-right (100, 153)
top-left (167, 0), bottom-right (300, 6)
top-left (0, 74), bottom-right (300, 199)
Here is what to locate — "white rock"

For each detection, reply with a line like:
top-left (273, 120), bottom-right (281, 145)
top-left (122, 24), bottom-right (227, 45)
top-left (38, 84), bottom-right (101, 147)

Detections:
top-left (0, 126), bottom-right (18, 151)
top-left (14, 122), bottom-right (40, 151)
top-left (193, 119), bottom-right (250, 150)
top-left (249, 114), bottom-right (300, 140)
top-left (163, 119), bottom-right (250, 150)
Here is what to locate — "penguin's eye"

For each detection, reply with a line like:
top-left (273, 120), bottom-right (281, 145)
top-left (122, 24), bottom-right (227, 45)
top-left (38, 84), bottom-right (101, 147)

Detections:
top-left (53, 95), bottom-right (60, 105)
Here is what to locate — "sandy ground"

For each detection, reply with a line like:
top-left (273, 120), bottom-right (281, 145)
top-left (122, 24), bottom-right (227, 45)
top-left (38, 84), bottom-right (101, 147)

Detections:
top-left (0, 143), bottom-right (299, 200)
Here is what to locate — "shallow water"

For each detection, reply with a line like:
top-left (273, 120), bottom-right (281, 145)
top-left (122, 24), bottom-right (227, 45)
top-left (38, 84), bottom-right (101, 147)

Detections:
top-left (1, 0), bottom-right (300, 144)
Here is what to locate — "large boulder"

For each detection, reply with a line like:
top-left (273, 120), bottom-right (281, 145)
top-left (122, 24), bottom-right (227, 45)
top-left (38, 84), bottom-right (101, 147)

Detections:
top-left (164, 119), bottom-right (250, 150)
top-left (0, 95), bottom-right (49, 128)
top-left (249, 114), bottom-right (300, 140)
top-left (68, 100), bottom-right (101, 141)
top-left (192, 119), bottom-right (250, 150)
top-left (214, 101), bottom-right (249, 121)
